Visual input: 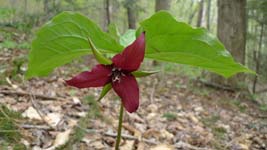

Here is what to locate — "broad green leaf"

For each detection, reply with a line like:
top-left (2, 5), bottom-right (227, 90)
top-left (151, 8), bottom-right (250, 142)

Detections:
top-left (132, 70), bottom-right (159, 78)
top-left (140, 11), bottom-right (254, 77)
top-left (135, 26), bottom-right (144, 38)
top-left (26, 11), bottom-right (123, 78)
top-left (87, 37), bottom-right (112, 65)
top-left (119, 29), bottom-right (136, 47)
top-left (97, 83), bottom-right (112, 101)
top-left (108, 23), bottom-right (120, 42)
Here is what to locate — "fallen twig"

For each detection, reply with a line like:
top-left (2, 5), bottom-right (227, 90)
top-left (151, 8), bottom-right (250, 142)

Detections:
top-left (20, 124), bottom-right (52, 130)
top-left (0, 90), bottom-right (66, 101)
top-left (197, 79), bottom-right (236, 92)
top-left (103, 132), bottom-right (158, 145)
top-left (30, 93), bottom-right (55, 129)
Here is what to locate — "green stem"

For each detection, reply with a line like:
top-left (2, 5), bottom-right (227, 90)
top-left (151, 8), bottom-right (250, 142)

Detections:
top-left (115, 102), bottom-right (124, 150)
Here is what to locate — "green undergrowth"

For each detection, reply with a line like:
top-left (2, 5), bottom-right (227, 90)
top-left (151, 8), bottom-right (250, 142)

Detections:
top-left (57, 96), bottom-right (110, 150)
top-left (201, 115), bottom-right (227, 149)
top-left (162, 112), bottom-right (177, 121)
top-left (0, 105), bottom-right (25, 149)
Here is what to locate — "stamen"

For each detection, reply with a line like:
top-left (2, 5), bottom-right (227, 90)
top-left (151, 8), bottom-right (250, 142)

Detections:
top-left (111, 67), bottom-right (124, 83)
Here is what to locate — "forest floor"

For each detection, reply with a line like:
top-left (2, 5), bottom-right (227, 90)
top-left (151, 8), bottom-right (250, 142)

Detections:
top-left (1, 29), bottom-right (267, 150)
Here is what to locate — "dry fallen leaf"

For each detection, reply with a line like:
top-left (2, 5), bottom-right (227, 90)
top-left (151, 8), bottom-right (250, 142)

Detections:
top-left (120, 140), bottom-right (135, 150)
top-left (160, 129), bottom-right (174, 141)
top-left (22, 106), bottom-right (42, 120)
top-left (44, 113), bottom-right (62, 127)
top-left (91, 140), bottom-right (105, 149)
top-left (45, 129), bottom-right (72, 150)
top-left (72, 96), bottom-right (81, 105)
top-left (150, 144), bottom-right (174, 150)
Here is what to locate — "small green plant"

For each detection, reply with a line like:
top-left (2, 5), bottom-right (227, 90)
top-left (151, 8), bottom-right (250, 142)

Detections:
top-left (0, 40), bottom-right (17, 49)
top-left (84, 96), bottom-right (103, 119)
top-left (259, 104), bottom-right (267, 111)
top-left (57, 96), bottom-right (107, 150)
top-left (0, 105), bottom-right (22, 143)
top-left (201, 115), bottom-right (220, 127)
top-left (231, 100), bottom-right (247, 112)
top-left (212, 127), bottom-right (227, 140)
top-left (162, 112), bottom-right (177, 121)
top-left (13, 144), bottom-right (27, 150)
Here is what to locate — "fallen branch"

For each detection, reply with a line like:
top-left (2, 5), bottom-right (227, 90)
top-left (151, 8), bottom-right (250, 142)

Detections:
top-left (197, 79), bottom-right (236, 92)
top-left (0, 90), bottom-right (66, 101)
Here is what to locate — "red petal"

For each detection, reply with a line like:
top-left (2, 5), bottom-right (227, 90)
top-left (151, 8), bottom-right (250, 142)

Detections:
top-left (112, 33), bottom-right (145, 72)
top-left (66, 64), bottom-right (111, 88)
top-left (112, 75), bottom-right (139, 113)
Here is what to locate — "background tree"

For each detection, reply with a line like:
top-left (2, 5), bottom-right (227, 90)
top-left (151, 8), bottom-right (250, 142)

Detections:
top-left (209, 0), bottom-right (247, 89)
top-left (155, 0), bottom-right (170, 12)
top-left (104, 0), bottom-right (111, 31)
top-left (196, 0), bottom-right (204, 27)
top-left (206, 0), bottom-right (211, 30)
top-left (247, 0), bottom-right (267, 93)
top-left (124, 0), bottom-right (137, 29)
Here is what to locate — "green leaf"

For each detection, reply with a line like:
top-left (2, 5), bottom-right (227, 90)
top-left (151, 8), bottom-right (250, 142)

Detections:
top-left (119, 29), bottom-right (136, 47)
top-left (132, 70), bottom-right (159, 78)
top-left (108, 23), bottom-right (120, 42)
top-left (87, 37), bottom-right (112, 65)
top-left (135, 26), bottom-right (144, 38)
top-left (26, 11), bottom-right (123, 78)
top-left (140, 11), bottom-right (254, 77)
top-left (97, 83), bottom-right (112, 101)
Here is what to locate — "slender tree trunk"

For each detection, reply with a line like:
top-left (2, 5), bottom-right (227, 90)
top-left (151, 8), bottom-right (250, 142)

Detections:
top-left (44, 0), bottom-right (49, 13)
top-left (210, 0), bottom-right (247, 89)
top-left (24, 0), bottom-right (27, 17)
top-left (105, 0), bottom-right (111, 26)
top-left (155, 0), bottom-right (170, 12)
top-left (206, 0), bottom-right (211, 30)
top-left (188, 0), bottom-right (198, 25)
top-left (125, 0), bottom-right (136, 29)
top-left (252, 24), bottom-right (264, 93)
top-left (197, 0), bottom-right (204, 27)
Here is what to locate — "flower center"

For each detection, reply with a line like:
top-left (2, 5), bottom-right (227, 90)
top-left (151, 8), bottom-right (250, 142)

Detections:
top-left (111, 67), bottom-right (125, 83)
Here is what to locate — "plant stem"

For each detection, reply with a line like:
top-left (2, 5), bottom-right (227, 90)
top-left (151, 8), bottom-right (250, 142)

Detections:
top-left (115, 102), bottom-right (124, 150)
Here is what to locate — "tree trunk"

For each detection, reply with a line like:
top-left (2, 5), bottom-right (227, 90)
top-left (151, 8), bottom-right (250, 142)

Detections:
top-left (125, 0), bottom-right (136, 29)
top-left (24, 0), bottom-right (27, 17)
top-left (196, 0), bottom-right (204, 27)
top-left (155, 0), bottom-right (170, 12)
top-left (188, 0), bottom-right (198, 25)
top-left (252, 24), bottom-right (264, 93)
top-left (206, 0), bottom-right (211, 30)
top-left (105, 0), bottom-right (111, 27)
top-left (44, 0), bottom-right (49, 13)
top-left (209, 0), bottom-right (247, 89)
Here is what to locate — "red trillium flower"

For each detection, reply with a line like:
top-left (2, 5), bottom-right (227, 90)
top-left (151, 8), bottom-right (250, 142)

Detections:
top-left (66, 33), bottom-right (145, 113)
